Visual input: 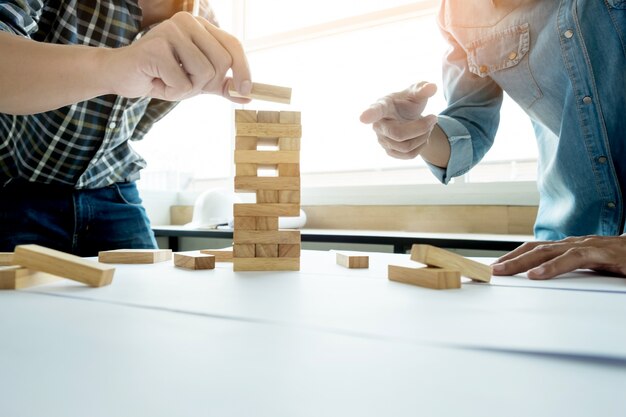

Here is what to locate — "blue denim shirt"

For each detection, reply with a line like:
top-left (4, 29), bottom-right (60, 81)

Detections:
top-left (431, 0), bottom-right (626, 240)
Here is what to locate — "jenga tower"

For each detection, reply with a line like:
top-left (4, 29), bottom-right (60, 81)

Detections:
top-left (232, 109), bottom-right (302, 271)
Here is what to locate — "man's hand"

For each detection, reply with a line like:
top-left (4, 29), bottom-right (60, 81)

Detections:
top-left (360, 82), bottom-right (439, 160)
top-left (103, 12), bottom-right (251, 102)
top-left (491, 235), bottom-right (626, 279)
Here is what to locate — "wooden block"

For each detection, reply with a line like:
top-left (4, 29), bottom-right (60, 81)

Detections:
top-left (174, 253), bottom-right (215, 270)
top-left (234, 203), bottom-right (300, 217)
top-left (13, 244), bottom-right (115, 287)
top-left (235, 109), bottom-right (257, 123)
top-left (235, 136), bottom-right (258, 150)
top-left (98, 249), bottom-right (172, 264)
top-left (279, 137), bottom-right (300, 151)
top-left (0, 266), bottom-right (61, 290)
top-left (0, 252), bottom-right (14, 266)
top-left (235, 176), bottom-right (300, 192)
top-left (233, 244), bottom-right (256, 258)
top-left (235, 150), bottom-right (299, 164)
top-left (256, 190), bottom-right (279, 203)
top-left (256, 216), bottom-right (279, 230)
top-left (278, 244), bottom-right (300, 258)
top-left (229, 82), bottom-right (292, 104)
top-left (278, 163), bottom-right (300, 176)
top-left (236, 163), bottom-right (257, 177)
top-left (257, 111), bottom-right (280, 123)
top-left (280, 111), bottom-right (301, 124)
top-left (256, 244), bottom-right (278, 258)
top-left (235, 123), bottom-right (301, 138)
top-left (410, 244), bottom-right (491, 283)
top-left (234, 216), bottom-right (257, 230)
top-left (279, 190), bottom-right (300, 204)
top-left (199, 249), bottom-right (233, 262)
top-left (234, 230), bottom-right (301, 245)
top-left (388, 265), bottom-right (461, 290)
top-left (233, 257), bottom-right (300, 271)
top-left (336, 253), bottom-right (369, 269)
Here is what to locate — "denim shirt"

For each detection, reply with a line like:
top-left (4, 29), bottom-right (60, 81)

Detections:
top-left (431, 0), bottom-right (626, 240)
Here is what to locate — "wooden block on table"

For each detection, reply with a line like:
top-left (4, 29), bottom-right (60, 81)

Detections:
top-left (256, 190), bottom-right (279, 204)
top-left (234, 230), bottom-right (301, 245)
top-left (235, 123), bottom-right (302, 138)
top-left (410, 244), bottom-right (491, 283)
top-left (235, 176), bottom-right (300, 192)
top-left (279, 137), bottom-right (300, 151)
top-left (174, 253), bottom-right (215, 270)
top-left (98, 249), bottom-right (172, 264)
top-left (279, 244), bottom-right (300, 258)
top-left (0, 266), bottom-right (61, 290)
top-left (233, 244), bottom-right (256, 258)
top-left (13, 244), bottom-right (115, 287)
top-left (279, 190), bottom-right (300, 204)
top-left (256, 216), bottom-right (279, 230)
top-left (234, 203), bottom-right (300, 217)
top-left (256, 244), bottom-right (278, 258)
top-left (235, 109), bottom-right (257, 123)
top-left (234, 216), bottom-right (257, 230)
top-left (336, 253), bottom-right (369, 269)
top-left (229, 82), bottom-right (292, 104)
top-left (235, 150), bottom-right (299, 164)
top-left (233, 257), bottom-right (300, 271)
top-left (388, 265), bottom-right (461, 290)
top-left (199, 249), bottom-right (233, 262)
top-left (0, 252), bottom-right (14, 266)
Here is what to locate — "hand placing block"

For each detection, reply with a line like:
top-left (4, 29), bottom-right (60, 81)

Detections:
top-left (336, 253), bottom-right (369, 269)
top-left (388, 265), bottom-right (461, 290)
top-left (98, 249), bottom-right (172, 264)
top-left (228, 82), bottom-right (292, 104)
top-left (410, 244), bottom-right (491, 283)
top-left (174, 253), bottom-right (215, 270)
top-left (13, 244), bottom-right (115, 287)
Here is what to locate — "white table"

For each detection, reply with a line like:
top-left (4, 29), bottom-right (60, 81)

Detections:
top-left (1, 250), bottom-right (625, 417)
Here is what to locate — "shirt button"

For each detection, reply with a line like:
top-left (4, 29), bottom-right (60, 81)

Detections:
top-left (508, 52), bottom-right (518, 60)
top-left (598, 156), bottom-right (608, 164)
top-left (582, 96), bottom-right (592, 104)
top-left (479, 65), bottom-right (488, 73)
top-left (607, 202), bottom-right (616, 209)
top-left (109, 122), bottom-right (117, 129)
top-left (564, 29), bottom-right (574, 39)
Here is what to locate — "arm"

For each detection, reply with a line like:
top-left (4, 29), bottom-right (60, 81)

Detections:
top-left (0, 12), bottom-right (251, 115)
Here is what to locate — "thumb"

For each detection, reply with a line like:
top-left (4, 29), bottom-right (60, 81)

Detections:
top-left (407, 82), bottom-right (438, 101)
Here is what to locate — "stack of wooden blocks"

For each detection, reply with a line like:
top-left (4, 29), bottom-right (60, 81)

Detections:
top-left (232, 109), bottom-right (302, 271)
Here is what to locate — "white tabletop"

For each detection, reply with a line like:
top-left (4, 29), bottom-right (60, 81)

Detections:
top-left (1, 250), bottom-right (625, 416)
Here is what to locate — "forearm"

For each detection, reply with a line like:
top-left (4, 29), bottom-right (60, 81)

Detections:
top-left (420, 124), bottom-right (451, 169)
top-left (0, 32), bottom-right (110, 115)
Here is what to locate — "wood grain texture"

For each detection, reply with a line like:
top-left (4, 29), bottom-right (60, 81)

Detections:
top-left (278, 244), bottom-right (300, 258)
top-left (235, 123), bottom-right (301, 138)
top-left (235, 150), bottom-right (299, 164)
top-left (255, 244), bottom-right (278, 258)
top-left (388, 265), bottom-right (461, 290)
top-left (410, 244), bottom-right (491, 283)
top-left (233, 244), bottom-right (256, 258)
top-left (0, 252), bottom-right (14, 266)
top-left (234, 203), bottom-right (300, 217)
top-left (0, 266), bottom-right (61, 290)
top-left (336, 253), bottom-right (369, 269)
top-left (229, 82), bottom-right (292, 104)
top-left (13, 244), bottom-right (115, 287)
top-left (235, 109), bottom-right (257, 123)
top-left (233, 257), bottom-right (300, 271)
top-left (234, 230), bottom-right (301, 245)
top-left (199, 249), bottom-right (234, 262)
top-left (235, 176), bottom-right (300, 192)
top-left (98, 249), bottom-right (172, 264)
top-left (174, 253), bottom-right (215, 270)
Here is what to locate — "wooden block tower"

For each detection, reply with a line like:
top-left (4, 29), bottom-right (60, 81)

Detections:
top-left (232, 109), bottom-right (302, 271)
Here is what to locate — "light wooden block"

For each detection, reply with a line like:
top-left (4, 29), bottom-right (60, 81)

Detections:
top-left (199, 249), bottom-right (234, 262)
top-left (278, 163), bottom-right (300, 176)
top-left (236, 163), bottom-right (257, 177)
top-left (256, 244), bottom-right (278, 258)
top-left (13, 244), bottom-right (115, 287)
top-left (256, 190), bottom-right (279, 204)
top-left (0, 252), bottom-right (14, 266)
top-left (279, 190), bottom-right (300, 204)
top-left (280, 111), bottom-right (301, 124)
top-left (256, 217), bottom-right (279, 230)
top-left (279, 137), bottom-right (300, 151)
top-left (410, 244), bottom-right (491, 283)
top-left (235, 150), bottom-right (299, 164)
top-left (233, 244), bottom-right (256, 258)
top-left (233, 230), bottom-right (301, 245)
top-left (388, 265), bottom-right (461, 290)
top-left (235, 109), bottom-right (257, 123)
top-left (336, 253), bottom-right (369, 269)
top-left (234, 203), bottom-right (300, 217)
top-left (235, 123), bottom-right (302, 138)
top-left (279, 244), bottom-right (301, 258)
top-left (229, 82), bottom-right (292, 104)
top-left (98, 249), bottom-right (172, 264)
top-left (234, 216), bottom-right (257, 230)
top-left (257, 111), bottom-right (280, 124)
top-left (233, 257), bottom-right (300, 271)
top-left (235, 136), bottom-right (258, 150)
top-left (174, 253), bottom-right (215, 270)
top-left (0, 266), bottom-right (61, 290)
top-left (235, 176), bottom-right (300, 192)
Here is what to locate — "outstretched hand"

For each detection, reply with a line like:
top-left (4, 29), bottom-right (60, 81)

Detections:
top-left (491, 235), bottom-right (626, 279)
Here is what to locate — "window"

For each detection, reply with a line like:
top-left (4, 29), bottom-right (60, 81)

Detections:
top-left (135, 0), bottom-right (538, 200)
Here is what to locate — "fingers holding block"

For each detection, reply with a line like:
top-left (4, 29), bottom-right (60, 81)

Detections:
top-left (174, 253), bottom-right (216, 270)
top-left (336, 253), bottom-right (369, 269)
top-left (410, 244), bottom-right (491, 283)
top-left (388, 265), bottom-right (461, 290)
top-left (229, 82), bottom-right (292, 104)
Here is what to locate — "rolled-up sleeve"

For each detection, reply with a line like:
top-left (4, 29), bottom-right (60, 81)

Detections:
top-left (0, 1), bottom-right (43, 36)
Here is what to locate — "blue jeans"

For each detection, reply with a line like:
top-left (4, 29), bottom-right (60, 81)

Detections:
top-left (0, 180), bottom-right (157, 257)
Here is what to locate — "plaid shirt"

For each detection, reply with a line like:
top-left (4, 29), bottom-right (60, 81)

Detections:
top-left (0, 0), bottom-right (214, 189)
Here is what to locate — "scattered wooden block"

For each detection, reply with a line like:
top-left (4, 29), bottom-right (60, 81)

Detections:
top-left (228, 82), bottom-right (292, 104)
top-left (0, 252), bottom-right (14, 266)
top-left (410, 244), bottom-right (491, 283)
top-left (388, 265), bottom-right (461, 290)
top-left (0, 266), bottom-right (61, 290)
top-left (98, 249), bottom-right (172, 264)
top-left (174, 253), bottom-right (215, 270)
top-left (336, 253), bottom-right (369, 269)
top-left (13, 244), bottom-right (115, 287)
top-left (199, 249), bottom-right (234, 262)
top-left (233, 257), bottom-right (300, 271)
